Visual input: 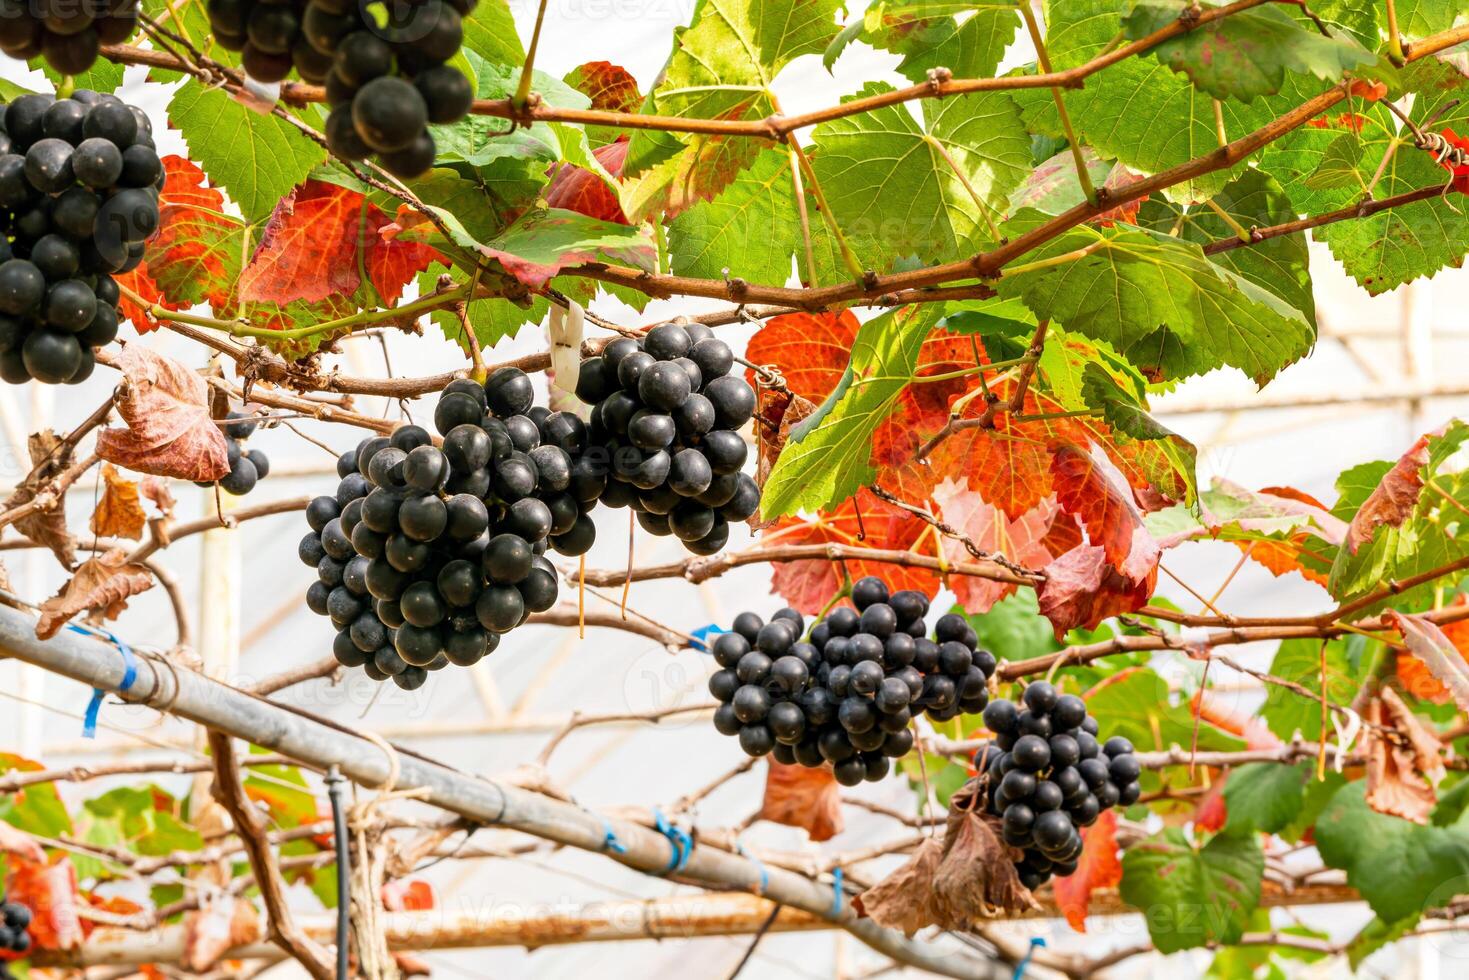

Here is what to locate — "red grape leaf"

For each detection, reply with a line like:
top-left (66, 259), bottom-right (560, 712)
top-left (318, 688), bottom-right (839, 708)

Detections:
top-left (755, 761), bottom-right (843, 841)
top-left (382, 878), bottom-right (436, 911)
top-left (1194, 785), bottom-right (1228, 833)
top-left (564, 62), bottom-right (641, 115)
top-left (96, 345), bottom-right (231, 481)
top-left (35, 548), bottom-right (154, 640)
top-left (1034, 543), bottom-right (1157, 639)
top-left (90, 463), bottom-right (146, 540)
top-left (544, 141), bottom-right (630, 225)
top-left (766, 487), bottom-right (942, 613)
top-left (933, 482), bottom-right (1065, 613)
top-left (1051, 808), bottom-right (1121, 932)
top-left (5, 856), bottom-right (82, 950)
top-left (113, 262), bottom-right (178, 334)
top-left (143, 156), bottom-right (242, 311)
top-left (1049, 443), bottom-right (1155, 575)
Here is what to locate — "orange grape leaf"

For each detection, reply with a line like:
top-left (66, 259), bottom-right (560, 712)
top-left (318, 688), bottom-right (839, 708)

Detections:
top-left (744, 310), bottom-right (859, 401)
top-left (382, 878), bottom-right (437, 912)
top-left (1400, 598), bottom-right (1469, 704)
top-left (36, 548), bottom-right (153, 639)
top-left (755, 761), bottom-right (844, 841)
top-left (96, 345), bottom-right (231, 481)
top-left (766, 488), bottom-right (942, 613)
top-left (142, 156), bottom-right (242, 311)
top-left (1052, 809), bottom-right (1121, 932)
top-left (1049, 443), bottom-right (1155, 574)
top-left (1194, 786), bottom-right (1228, 833)
top-left (1386, 610), bottom-right (1469, 713)
top-left (90, 463), bottom-right (146, 540)
top-left (5, 856), bottom-right (82, 950)
top-left (1034, 543), bottom-right (1157, 640)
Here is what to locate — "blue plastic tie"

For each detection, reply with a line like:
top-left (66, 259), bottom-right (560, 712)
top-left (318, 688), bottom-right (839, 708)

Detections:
top-left (600, 817), bottom-right (627, 855)
top-left (1012, 937), bottom-right (1046, 980)
top-left (736, 840), bottom-right (768, 896)
top-left (830, 866), bottom-right (845, 916)
top-left (652, 808), bottom-right (692, 873)
top-left (73, 625), bottom-right (137, 740)
top-left (688, 624), bottom-right (726, 652)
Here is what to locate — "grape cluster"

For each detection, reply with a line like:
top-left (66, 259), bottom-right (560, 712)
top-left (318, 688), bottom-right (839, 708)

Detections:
top-left (0, 0), bottom-right (139, 75)
top-left (976, 681), bottom-right (1141, 889)
top-left (576, 322), bottom-right (760, 556)
top-left (708, 577), bottom-right (997, 786)
top-left (0, 91), bottom-right (159, 385)
top-left (0, 895), bottom-right (30, 975)
top-left (196, 412), bottom-right (271, 496)
top-left (299, 368), bottom-right (597, 689)
top-left (208, 0), bottom-right (475, 178)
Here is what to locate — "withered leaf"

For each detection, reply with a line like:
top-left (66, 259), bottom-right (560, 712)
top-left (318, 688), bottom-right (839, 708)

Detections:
top-left (1364, 695), bottom-right (1436, 824)
top-left (36, 548), bottom-right (153, 640)
top-left (931, 791), bottom-right (1039, 925)
top-left (91, 464), bottom-right (146, 540)
top-left (95, 345), bottom-right (231, 481)
top-left (139, 475), bottom-right (177, 519)
top-left (182, 894), bottom-right (260, 971)
top-left (754, 760), bottom-right (844, 842)
top-left (5, 429), bottom-right (77, 568)
top-left (853, 837), bottom-right (944, 937)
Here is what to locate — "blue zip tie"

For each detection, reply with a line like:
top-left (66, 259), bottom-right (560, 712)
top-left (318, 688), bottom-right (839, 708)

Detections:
top-left (72, 625), bottom-right (136, 739)
top-left (600, 817), bottom-right (626, 855)
top-left (830, 866), bottom-right (844, 916)
top-left (736, 840), bottom-right (768, 896)
top-left (1012, 937), bottom-right (1046, 980)
top-left (652, 808), bottom-right (692, 873)
top-left (688, 624), bottom-right (726, 652)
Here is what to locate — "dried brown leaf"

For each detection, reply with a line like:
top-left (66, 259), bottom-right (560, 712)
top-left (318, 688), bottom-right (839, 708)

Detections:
top-left (90, 464), bottom-right (146, 540)
top-left (139, 475), bottom-right (176, 519)
top-left (95, 345), bottom-right (230, 481)
top-left (853, 837), bottom-right (944, 937)
top-left (1347, 431), bottom-right (1433, 553)
top-left (5, 429), bottom-right (76, 568)
top-left (755, 760), bottom-right (844, 842)
top-left (182, 894), bottom-right (260, 971)
top-left (931, 782), bottom-right (1040, 924)
top-left (1364, 697), bottom-right (1436, 824)
top-left (36, 548), bottom-right (153, 640)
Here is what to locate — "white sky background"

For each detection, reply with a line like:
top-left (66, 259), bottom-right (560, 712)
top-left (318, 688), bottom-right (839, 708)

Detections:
top-left (1, 3), bottom-right (1468, 977)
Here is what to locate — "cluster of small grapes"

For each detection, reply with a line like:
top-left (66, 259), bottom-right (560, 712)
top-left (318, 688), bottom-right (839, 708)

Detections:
top-left (195, 412), bottom-right (271, 496)
top-left (707, 577), bottom-right (996, 787)
top-left (0, 92), bottom-right (158, 385)
top-left (208, 0), bottom-right (475, 178)
top-left (0, 0), bottom-right (139, 75)
top-left (976, 681), bottom-right (1141, 889)
top-left (576, 322), bottom-right (761, 556)
top-left (299, 369), bottom-right (596, 689)
top-left (0, 895), bottom-right (30, 975)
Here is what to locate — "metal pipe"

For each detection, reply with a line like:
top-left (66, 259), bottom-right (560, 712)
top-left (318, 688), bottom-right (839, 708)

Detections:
top-left (0, 605), bottom-right (1002, 980)
top-left (325, 765), bottom-right (350, 980)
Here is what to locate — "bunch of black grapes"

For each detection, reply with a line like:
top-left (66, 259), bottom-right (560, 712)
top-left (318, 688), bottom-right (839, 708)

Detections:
top-left (0, 0), bottom-right (139, 75)
top-left (0, 894), bottom-right (30, 976)
top-left (208, 0), bottom-right (475, 178)
top-left (576, 322), bottom-right (760, 556)
top-left (0, 91), bottom-right (160, 384)
top-left (707, 577), bottom-right (997, 787)
top-left (975, 681), bottom-right (1141, 889)
top-left (299, 368), bottom-right (598, 689)
top-left (195, 412), bottom-right (271, 496)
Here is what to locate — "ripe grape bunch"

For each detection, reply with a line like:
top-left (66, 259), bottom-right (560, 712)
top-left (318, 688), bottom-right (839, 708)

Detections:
top-left (299, 368), bottom-right (597, 689)
top-left (196, 412), bottom-right (271, 496)
top-left (577, 322), bottom-right (760, 556)
top-left (707, 576), bottom-right (997, 787)
top-left (0, 894), bottom-right (30, 977)
top-left (0, 91), bottom-right (159, 385)
top-left (208, 0), bottom-right (475, 178)
top-left (976, 681), bottom-right (1141, 889)
top-left (0, 0), bottom-right (139, 75)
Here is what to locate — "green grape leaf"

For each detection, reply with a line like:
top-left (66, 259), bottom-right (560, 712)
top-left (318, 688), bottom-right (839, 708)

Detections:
top-left (1123, 0), bottom-right (1377, 102)
top-left (668, 149), bottom-right (802, 286)
top-left (761, 304), bottom-right (946, 518)
top-left (31, 56), bottom-right (122, 93)
top-left (1079, 362), bottom-right (1199, 501)
top-left (855, 1), bottom-right (1020, 82)
top-left (1119, 827), bottom-right (1264, 953)
top-left (995, 209), bottom-right (1316, 385)
top-left (433, 54), bottom-right (591, 169)
top-left (1315, 781), bottom-right (1469, 922)
top-left (809, 82), bottom-right (1031, 272)
top-left (1085, 667), bottom-right (1245, 757)
top-left (168, 82), bottom-right (325, 222)
top-left (462, 0), bottom-right (525, 66)
top-left (1222, 762), bottom-right (1312, 835)
top-left (1392, 0), bottom-right (1469, 36)
top-left (624, 0), bottom-right (843, 214)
